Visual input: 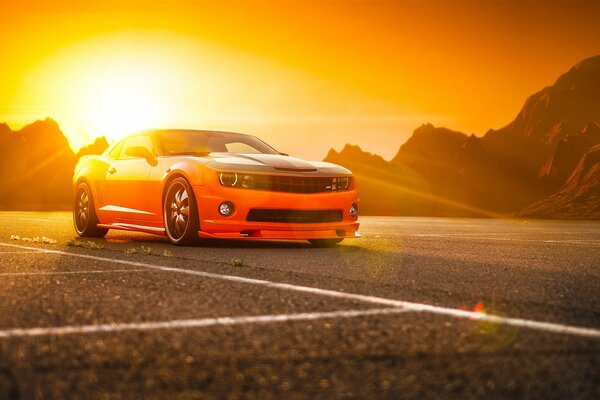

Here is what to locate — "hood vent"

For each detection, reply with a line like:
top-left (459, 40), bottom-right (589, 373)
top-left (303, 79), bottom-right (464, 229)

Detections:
top-left (274, 167), bottom-right (317, 172)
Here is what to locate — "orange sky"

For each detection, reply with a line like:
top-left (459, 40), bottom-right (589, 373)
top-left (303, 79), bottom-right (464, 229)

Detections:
top-left (1, 0), bottom-right (599, 160)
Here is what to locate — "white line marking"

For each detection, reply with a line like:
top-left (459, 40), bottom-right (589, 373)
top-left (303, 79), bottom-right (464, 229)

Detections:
top-left (409, 233), bottom-right (503, 237)
top-left (0, 269), bottom-right (148, 277)
top-left (0, 251), bottom-right (46, 254)
top-left (1, 242), bottom-right (599, 339)
top-left (0, 308), bottom-right (409, 338)
top-left (407, 234), bottom-right (600, 245)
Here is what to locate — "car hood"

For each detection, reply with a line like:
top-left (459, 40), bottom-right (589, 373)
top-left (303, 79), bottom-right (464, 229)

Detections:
top-left (203, 153), bottom-right (351, 175)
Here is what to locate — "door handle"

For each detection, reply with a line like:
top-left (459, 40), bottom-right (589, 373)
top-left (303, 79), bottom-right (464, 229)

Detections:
top-left (109, 167), bottom-right (117, 175)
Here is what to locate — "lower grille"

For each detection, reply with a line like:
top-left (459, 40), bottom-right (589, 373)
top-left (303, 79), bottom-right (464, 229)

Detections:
top-left (246, 209), bottom-right (343, 223)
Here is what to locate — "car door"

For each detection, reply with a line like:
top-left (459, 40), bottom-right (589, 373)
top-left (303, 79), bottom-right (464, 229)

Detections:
top-left (100, 134), bottom-right (160, 223)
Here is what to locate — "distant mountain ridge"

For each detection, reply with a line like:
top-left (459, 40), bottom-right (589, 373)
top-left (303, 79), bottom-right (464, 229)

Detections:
top-left (521, 144), bottom-right (600, 219)
top-left (0, 119), bottom-right (108, 210)
top-left (325, 144), bottom-right (433, 216)
top-left (326, 55), bottom-right (600, 219)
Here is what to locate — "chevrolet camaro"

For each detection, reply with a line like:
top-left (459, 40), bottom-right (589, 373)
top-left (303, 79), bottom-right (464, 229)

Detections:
top-left (73, 129), bottom-right (360, 246)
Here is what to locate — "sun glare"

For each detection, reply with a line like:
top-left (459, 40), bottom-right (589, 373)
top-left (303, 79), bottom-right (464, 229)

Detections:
top-left (82, 82), bottom-right (164, 143)
top-left (13, 32), bottom-right (206, 147)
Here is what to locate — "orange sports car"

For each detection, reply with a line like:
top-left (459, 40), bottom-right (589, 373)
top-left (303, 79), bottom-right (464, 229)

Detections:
top-left (73, 129), bottom-right (360, 246)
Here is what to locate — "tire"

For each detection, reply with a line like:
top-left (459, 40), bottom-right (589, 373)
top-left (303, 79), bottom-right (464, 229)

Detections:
top-left (308, 238), bottom-right (344, 247)
top-left (163, 177), bottom-right (200, 245)
top-left (73, 182), bottom-right (108, 237)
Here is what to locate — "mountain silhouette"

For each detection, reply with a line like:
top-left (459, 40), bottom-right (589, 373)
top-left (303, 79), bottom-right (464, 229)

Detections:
top-left (539, 121), bottom-right (600, 185)
top-left (0, 119), bottom-right (108, 210)
top-left (76, 136), bottom-right (110, 159)
top-left (484, 55), bottom-right (600, 170)
top-left (325, 144), bottom-right (433, 215)
top-left (521, 144), bottom-right (600, 219)
top-left (327, 55), bottom-right (600, 218)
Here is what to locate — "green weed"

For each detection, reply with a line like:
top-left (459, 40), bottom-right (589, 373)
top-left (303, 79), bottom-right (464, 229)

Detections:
top-left (66, 239), bottom-right (104, 249)
top-left (10, 235), bottom-right (57, 244)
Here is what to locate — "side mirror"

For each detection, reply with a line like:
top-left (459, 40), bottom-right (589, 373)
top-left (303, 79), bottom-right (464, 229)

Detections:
top-left (126, 146), bottom-right (158, 166)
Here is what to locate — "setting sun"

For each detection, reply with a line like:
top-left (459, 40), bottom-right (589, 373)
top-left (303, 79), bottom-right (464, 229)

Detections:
top-left (80, 68), bottom-right (168, 142)
top-left (11, 32), bottom-right (206, 147)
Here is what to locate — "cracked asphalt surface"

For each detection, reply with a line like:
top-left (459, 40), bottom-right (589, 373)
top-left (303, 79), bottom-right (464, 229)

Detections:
top-left (0, 212), bottom-right (599, 399)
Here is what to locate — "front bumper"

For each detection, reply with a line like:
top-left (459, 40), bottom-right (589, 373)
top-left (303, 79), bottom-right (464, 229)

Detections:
top-left (193, 182), bottom-right (360, 240)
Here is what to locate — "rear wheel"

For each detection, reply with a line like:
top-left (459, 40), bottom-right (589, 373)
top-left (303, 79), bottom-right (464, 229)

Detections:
top-left (163, 177), bottom-right (199, 245)
top-left (308, 238), bottom-right (343, 247)
top-left (73, 182), bottom-right (108, 237)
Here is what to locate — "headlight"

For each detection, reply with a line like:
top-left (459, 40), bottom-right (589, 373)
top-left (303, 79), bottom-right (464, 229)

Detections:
top-left (241, 174), bottom-right (254, 189)
top-left (219, 172), bottom-right (238, 187)
top-left (335, 177), bottom-right (350, 190)
top-left (349, 203), bottom-right (358, 218)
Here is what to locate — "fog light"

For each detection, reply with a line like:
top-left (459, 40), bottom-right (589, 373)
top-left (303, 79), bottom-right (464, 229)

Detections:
top-left (349, 203), bottom-right (358, 218)
top-left (219, 201), bottom-right (234, 216)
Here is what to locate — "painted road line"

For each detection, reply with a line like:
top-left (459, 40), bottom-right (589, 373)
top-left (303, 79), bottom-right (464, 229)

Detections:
top-left (407, 234), bottom-right (600, 245)
top-left (1, 242), bottom-right (599, 339)
top-left (0, 269), bottom-right (149, 277)
top-left (0, 251), bottom-right (47, 254)
top-left (0, 308), bottom-right (409, 338)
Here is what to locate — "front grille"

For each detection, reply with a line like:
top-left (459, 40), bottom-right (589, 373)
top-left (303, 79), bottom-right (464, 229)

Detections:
top-left (246, 209), bottom-right (343, 223)
top-left (220, 173), bottom-right (351, 193)
top-left (264, 176), bottom-right (333, 193)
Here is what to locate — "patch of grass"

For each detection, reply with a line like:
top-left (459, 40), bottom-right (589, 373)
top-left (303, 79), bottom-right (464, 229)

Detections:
top-left (125, 246), bottom-right (172, 257)
top-left (140, 246), bottom-right (153, 255)
top-left (231, 258), bottom-right (244, 267)
top-left (66, 239), bottom-right (104, 249)
top-left (10, 235), bottom-right (57, 244)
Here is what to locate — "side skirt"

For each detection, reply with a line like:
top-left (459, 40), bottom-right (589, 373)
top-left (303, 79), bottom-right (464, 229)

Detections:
top-left (97, 223), bottom-right (166, 236)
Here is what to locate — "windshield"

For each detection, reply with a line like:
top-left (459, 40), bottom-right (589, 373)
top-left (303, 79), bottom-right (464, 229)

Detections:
top-left (157, 130), bottom-right (279, 156)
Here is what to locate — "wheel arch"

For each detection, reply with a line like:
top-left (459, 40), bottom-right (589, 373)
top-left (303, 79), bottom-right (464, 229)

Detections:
top-left (161, 172), bottom-right (201, 225)
top-left (73, 176), bottom-right (90, 191)
top-left (160, 163), bottom-right (203, 209)
top-left (161, 161), bottom-right (204, 186)
top-left (161, 172), bottom-right (188, 206)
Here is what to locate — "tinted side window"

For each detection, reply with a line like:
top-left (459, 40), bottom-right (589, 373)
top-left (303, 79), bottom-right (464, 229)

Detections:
top-left (108, 140), bottom-right (124, 160)
top-left (118, 136), bottom-right (155, 160)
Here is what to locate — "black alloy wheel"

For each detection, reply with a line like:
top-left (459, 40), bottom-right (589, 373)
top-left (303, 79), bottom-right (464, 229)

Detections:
top-left (73, 182), bottom-right (108, 237)
top-left (163, 177), bottom-right (199, 245)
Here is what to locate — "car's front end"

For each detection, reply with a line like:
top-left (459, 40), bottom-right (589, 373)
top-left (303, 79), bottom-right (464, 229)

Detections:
top-left (193, 159), bottom-right (360, 241)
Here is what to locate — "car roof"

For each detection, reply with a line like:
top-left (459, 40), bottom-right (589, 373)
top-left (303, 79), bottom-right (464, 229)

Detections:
top-left (135, 129), bottom-right (249, 137)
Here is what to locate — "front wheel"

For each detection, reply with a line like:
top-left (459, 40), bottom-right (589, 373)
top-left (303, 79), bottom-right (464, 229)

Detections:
top-left (308, 238), bottom-right (343, 247)
top-left (73, 182), bottom-right (108, 237)
top-left (163, 177), bottom-right (200, 245)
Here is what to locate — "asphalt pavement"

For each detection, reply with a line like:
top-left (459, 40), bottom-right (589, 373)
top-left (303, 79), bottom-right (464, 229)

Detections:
top-left (0, 212), bottom-right (598, 399)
